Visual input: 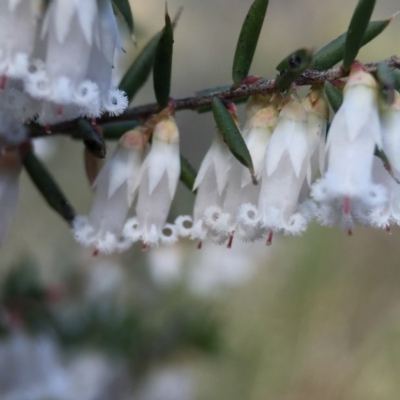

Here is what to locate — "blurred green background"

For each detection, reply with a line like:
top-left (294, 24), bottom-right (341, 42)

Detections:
top-left (2, 0), bottom-right (400, 399)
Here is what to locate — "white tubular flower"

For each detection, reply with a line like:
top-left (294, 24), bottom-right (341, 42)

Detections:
top-left (0, 112), bottom-right (27, 146)
top-left (135, 117), bottom-right (180, 247)
top-left (0, 148), bottom-right (22, 246)
top-left (258, 95), bottom-right (311, 239)
top-left (0, 0), bottom-right (39, 81)
top-left (312, 62), bottom-right (385, 219)
top-left (245, 94), bottom-right (271, 120)
top-left (73, 128), bottom-right (145, 254)
top-left (191, 130), bottom-right (234, 244)
top-left (28, 0), bottom-right (127, 123)
top-left (223, 103), bottom-right (278, 243)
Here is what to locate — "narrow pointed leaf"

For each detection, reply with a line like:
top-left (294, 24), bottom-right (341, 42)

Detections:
top-left (377, 62), bottom-right (395, 104)
top-left (343, 0), bottom-right (376, 70)
top-left (392, 70), bottom-right (400, 92)
top-left (232, 0), bottom-right (269, 84)
top-left (74, 120), bottom-right (106, 159)
top-left (102, 121), bottom-right (140, 140)
top-left (324, 82), bottom-right (343, 113)
top-left (23, 152), bottom-right (75, 223)
top-left (276, 48), bottom-right (313, 92)
top-left (311, 19), bottom-right (390, 70)
top-left (119, 32), bottom-right (163, 102)
top-left (153, 10), bottom-right (174, 108)
top-left (212, 98), bottom-right (255, 181)
top-left (113, 0), bottom-right (134, 33)
top-left (180, 156), bottom-right (197, 193)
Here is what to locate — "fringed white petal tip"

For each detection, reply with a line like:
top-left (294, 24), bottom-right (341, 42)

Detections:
top-left (122, 217), bottom-right (142, 243)
top-left (103, 89), bottom-right (128, 116)
top-left (74, 80), bottom-right (101, 117)
top-left (160, 223), bottom-right (179, 245)
top-left (362, 184), bottom-right (387, 208)
top-left (190, 219), bottom-right (206, 240)
top-left (261, 207), bottom-right (285, 231)
top-left (237, 203), bottom-right (261, 227)
top-left (71, 216), bottom-right (95, 247)
top-left (141, 224), bottom-right (160, 247)
top-left (314, 204), bottom-right (339, 227)
top-left (203, 205), bottom-right (231, 235)
top-left (284, 212), bottom-right (308, 236)
top-left (237, 224), bottom-right (266, 243)
top-left (310, 178), bottom-right (331, 203)
top-left (174, 215), bottom-right (193, 237)
top-left (367, 206), bottom-right (391, 229)
top-left (24, 70), bottom-right (51, 99)
top-left (49, 76), bottom-right (74, 104)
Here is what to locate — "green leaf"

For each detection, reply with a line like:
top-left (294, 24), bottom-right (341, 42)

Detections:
top-left (212, 98), bottom-right (256, 182)
top-left (343, 0), bottom-right (376, 70)
top-left (392, 70), bottom-right (400, 92)
top-left (74, 120), bottom-right (106, 159)
top-left (232, 0), bottom-right (269, 84)
top-left (377, 62), bottom-right (395, 104)
top-left (324, 82), bottom-right (343, 113)
top-left (112, 0), bottom-right (134, 33)
top-left (102, 121), bottom-right (140, 140)
top-left (153, 10), bottom-right (174, 108)
top-left (23, 152), bottom-right (75, 224)
top-left (180, 156), bottom-right (197, 192)
top-left (119, 32), bottom-right (163, 102)
top-left (311, 19), bottom-right (391, 70)
top-left (275, 48), bottom-right (313, 92)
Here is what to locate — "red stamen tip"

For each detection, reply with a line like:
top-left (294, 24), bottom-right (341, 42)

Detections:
top-left (227, 233), bottom-right (234, 249)
top-left (142, 243), bottom-right (148, 251)
top-left (343, 196), bottom-right (350, 215)
top-left (197, 241), bottom-right (203, 250)
top-left (57, 105), bottom-right (63, 116)
top-left (0, 75), bottom-right (7, 90)
top-left (266, 230), bottom-right (273, 246)
top-left (386, 225), bottom-right (392, 234)
top-left (347, 229), bottom-right (353, 237)
top-left (93, 249), bottom-right (99, 256)
top-left (45, 124), bottom-right (51, 134)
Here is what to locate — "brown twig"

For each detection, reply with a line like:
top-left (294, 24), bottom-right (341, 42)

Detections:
top-left (30, 56), bottom-right (400, 138)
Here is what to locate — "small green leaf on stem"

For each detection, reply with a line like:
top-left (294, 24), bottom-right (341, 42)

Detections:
top-left (232, 0), bottom-right (269, 84)
top-left (153, 7), bottom-right (174, 108)
top-left (180, 156), bottom-right (197, 192)
top-left (212, 97), bottom-right (256, 183)
top-left (392, 69), bottom-right (400, 92)
top-left (311, 18), bottom-right (391, 70)
top-left (75, 120), bottom-right (106, 159)
top-left (276, 48), bottom-right (313, 92)
top-left (102, 121), bottom-right (140, 140)
top-left (377, 62), bottom-right (395, 104)
top-left (23, 152), bottom-right (75, 224)
top-left (324, 81), bottom-right (343, 113)
top-left (112, 0), bottom-right (134, 33)
top-left (343, 0), bottom-right (376, 70)
top-left (119, 32), bottom-right (163, 103)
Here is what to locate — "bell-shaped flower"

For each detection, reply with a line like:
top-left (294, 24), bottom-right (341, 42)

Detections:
top-left (190, 129), bottom-right (234, 244)
top-left (257, 95), bottom-right (311, 240)
top-left (27, 0), bottom-right (127, 124)
top-left (223, 102), bottom-right (279, 243)
top-left (135, 116), bottom-right (181, 247)
top-left (311, 62), bottom-right (386, 226)
top-left (73, 128), bottom-right (145, 254)
top-left (0, 148), bottom-right (22, 246)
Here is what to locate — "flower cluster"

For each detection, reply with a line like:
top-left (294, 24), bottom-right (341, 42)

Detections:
top-left (72, 61), bottom-right (400, 254)
top-left (0, 0), bottom-right (127, 127)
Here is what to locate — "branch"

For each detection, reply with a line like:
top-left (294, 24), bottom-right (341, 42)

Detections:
top-left (31, 56), bottom-right (400, 138)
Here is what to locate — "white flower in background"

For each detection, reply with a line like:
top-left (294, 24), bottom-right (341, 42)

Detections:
top-left (367, 93), bottom-right (400, 228)
top-left (223, 101), bottom-right (278, 243)
top-left (0, 112), bottom-right (27, 147)
top-left (26, 0), bottom-right (127, 124)
top-left (73, 128), bottom-right (145, 254)
top-left (312, 62), bottom-right (386, 228)
top-left (190, 129), bottom-right (234, 245)
top-left (0, 148), bottom-right (22, 246)
top-left (257, 95), bottom-right (311, 242)
top-left (0, 0), bottom-right (39, 82)
top-left (135, 116), bottom-right (180, 247)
